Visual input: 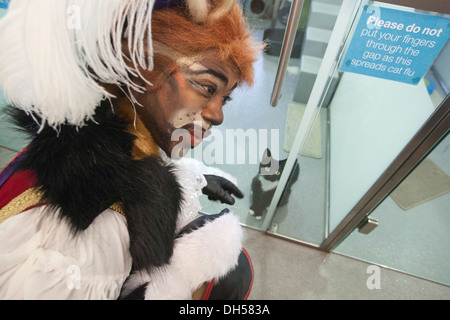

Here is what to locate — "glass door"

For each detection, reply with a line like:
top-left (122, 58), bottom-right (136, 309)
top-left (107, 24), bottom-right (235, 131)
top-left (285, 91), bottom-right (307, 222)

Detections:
top-left (261, 0), bottom-right (450, 260)
top-left (288, 0), bottom-right (450, 285)
top-left (197, 0), bottom-right (320, 231)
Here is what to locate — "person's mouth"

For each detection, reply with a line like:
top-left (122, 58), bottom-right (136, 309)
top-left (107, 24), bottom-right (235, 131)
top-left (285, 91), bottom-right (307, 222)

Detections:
top-left (186, 124), bottom-right (211, 147)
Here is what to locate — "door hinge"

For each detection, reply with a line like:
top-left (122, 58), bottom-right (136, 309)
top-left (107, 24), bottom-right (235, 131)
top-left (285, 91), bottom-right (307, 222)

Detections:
top-left (358, 217), bottom-right (379, 234)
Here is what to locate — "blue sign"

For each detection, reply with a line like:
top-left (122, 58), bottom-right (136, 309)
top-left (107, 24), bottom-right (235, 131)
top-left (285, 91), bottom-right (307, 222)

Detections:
top-left (340, 5), bottom-right (450, 85)
top-left (0, 0), bottom-right (10, 9)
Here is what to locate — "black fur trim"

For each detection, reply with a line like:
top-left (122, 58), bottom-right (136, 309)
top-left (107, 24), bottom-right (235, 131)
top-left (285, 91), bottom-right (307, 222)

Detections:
top-left (119, 283), bottom-right (147, 300)
top-left (7, 102), bottom-right (182, 271)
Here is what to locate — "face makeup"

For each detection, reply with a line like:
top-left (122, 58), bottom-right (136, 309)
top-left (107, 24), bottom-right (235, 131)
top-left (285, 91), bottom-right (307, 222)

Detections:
top-left (135, 52), bottom-right (239, 158)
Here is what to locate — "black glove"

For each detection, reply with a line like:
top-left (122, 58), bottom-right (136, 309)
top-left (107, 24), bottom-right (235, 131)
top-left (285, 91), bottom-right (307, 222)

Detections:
top-left (202, 175), bottom-right (244, 205)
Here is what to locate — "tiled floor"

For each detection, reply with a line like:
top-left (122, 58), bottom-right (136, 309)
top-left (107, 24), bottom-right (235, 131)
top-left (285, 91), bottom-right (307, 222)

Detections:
top-left (243, 227), bottom-right (450, 300)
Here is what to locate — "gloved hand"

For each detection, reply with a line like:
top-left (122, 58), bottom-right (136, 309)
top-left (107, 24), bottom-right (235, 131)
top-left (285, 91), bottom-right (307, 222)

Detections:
top-left (202, 175), bottom-right (244, 205)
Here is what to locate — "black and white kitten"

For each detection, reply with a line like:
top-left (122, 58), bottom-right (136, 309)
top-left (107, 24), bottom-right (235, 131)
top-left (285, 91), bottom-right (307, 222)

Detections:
top-left (248, 149), bottom-right (299, 220)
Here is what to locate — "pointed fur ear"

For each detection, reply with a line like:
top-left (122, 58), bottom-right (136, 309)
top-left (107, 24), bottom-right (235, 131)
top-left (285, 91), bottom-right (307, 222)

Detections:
top-left (208, 0), bottom-right (235, 21)
top-left (185, 0), bottom-right (209, 22)
top-left (0, 0), bottom-right (156, 129)
top-left (185, 0), bottom-right (235, 22)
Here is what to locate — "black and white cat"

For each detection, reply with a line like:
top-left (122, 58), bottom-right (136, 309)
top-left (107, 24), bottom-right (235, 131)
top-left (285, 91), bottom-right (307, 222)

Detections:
top-left (248, 149), bottom-right (299, 220)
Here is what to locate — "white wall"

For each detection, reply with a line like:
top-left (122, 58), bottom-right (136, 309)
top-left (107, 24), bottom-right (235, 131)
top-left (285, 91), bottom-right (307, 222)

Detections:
top-left (328, 72), bottom-right (435, 232)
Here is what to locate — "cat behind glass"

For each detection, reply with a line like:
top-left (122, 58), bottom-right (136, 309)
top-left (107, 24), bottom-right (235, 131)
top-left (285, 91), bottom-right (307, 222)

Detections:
top-left (249, 149), bottom-right (299, 220)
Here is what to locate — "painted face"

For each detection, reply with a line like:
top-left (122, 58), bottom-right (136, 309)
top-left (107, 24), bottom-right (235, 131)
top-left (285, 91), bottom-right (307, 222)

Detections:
top-left (136, 51), bottom-right (239, 158)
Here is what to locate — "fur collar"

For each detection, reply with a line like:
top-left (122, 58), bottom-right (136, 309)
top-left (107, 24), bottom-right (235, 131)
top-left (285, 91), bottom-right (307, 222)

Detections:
top-left (7, 102), bottom-right (182, 272)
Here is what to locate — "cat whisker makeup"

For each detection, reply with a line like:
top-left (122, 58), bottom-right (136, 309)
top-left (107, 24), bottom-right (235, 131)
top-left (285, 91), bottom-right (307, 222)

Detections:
top-left (165, 57), bottom-right (238, 152)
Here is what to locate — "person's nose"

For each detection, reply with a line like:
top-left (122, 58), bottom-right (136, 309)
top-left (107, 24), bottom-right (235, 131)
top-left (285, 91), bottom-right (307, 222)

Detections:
top-left (202, 97), bottom-right (224, 126)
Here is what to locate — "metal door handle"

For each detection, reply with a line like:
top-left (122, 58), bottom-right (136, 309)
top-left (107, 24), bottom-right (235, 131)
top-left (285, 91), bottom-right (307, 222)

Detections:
top-left (270, 0), bottom-right (304, 107)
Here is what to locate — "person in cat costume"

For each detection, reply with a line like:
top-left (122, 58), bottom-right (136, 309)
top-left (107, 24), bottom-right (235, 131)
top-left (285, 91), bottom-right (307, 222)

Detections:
top-left (0, 0), bottom-right (261, 299)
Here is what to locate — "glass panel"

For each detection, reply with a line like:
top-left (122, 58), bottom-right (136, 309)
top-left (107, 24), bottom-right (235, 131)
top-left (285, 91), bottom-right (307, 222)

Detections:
top-left (0, 4), bottom-right (31, 155)
top-left (270, 0), bottom-right (450, 247)
top-left (325, 1), bottom-right (449, 235)
top-left (197, 0), bottom-right (349, 244)
top-left (0, 5), bottom-right (7, 110)
top-left (324, 1), bottom-right (450, 285)
top-left (197, 0), bottom-right (316, 231)
top-left (335, 131), bottom-right (450, 285)
top-left (265, 0), bottom-right (346, 245)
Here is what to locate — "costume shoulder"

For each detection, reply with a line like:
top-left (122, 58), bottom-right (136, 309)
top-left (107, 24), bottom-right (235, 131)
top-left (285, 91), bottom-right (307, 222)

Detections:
top-left (4, 103), bottom-right (183, 272)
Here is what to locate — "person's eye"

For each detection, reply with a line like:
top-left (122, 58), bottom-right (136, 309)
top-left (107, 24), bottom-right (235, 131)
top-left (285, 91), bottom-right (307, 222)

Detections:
top-left (190, 80), bottom-right (217, 98)
top-left (204, 84), bottom-right (217, 96)
top-left (196, 81), bottom-right (217, 97)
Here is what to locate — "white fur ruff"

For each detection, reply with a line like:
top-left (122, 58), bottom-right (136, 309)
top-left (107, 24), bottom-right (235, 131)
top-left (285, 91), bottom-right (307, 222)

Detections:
top-left (121, 213), bottom-right (243, 300)
top-left (0, 0), bottom-right (155, 129)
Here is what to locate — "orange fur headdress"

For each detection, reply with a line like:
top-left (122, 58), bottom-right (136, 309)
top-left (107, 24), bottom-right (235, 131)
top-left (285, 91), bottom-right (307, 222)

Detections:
top-left (151, 0), bottom-right (261, 87)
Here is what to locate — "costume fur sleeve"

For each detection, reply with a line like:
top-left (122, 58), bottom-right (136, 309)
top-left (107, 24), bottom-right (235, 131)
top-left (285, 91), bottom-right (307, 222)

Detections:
top-left (119, 157), bottom-right (244, 300)
top-left (120, 212), bottom-right (243, 299)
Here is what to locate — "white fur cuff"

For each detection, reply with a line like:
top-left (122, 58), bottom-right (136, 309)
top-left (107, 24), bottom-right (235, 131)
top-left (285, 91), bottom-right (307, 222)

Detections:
top-left (122, 213), bottom-right (243, 300)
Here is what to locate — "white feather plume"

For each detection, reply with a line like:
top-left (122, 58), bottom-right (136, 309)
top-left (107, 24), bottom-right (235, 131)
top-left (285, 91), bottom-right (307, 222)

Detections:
top-left (0, 0), bottom-right (155, 129)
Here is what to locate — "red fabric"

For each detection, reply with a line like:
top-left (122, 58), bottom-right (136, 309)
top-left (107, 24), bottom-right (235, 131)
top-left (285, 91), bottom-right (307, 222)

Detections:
top-left (201, 279), bottom-right (216, 300)
top-left (201, 247), bottom-right (254, 300)
top-left (0, 169), bottom-right (38, 211)
top-left (242, 248), bottom-right (254, 300)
